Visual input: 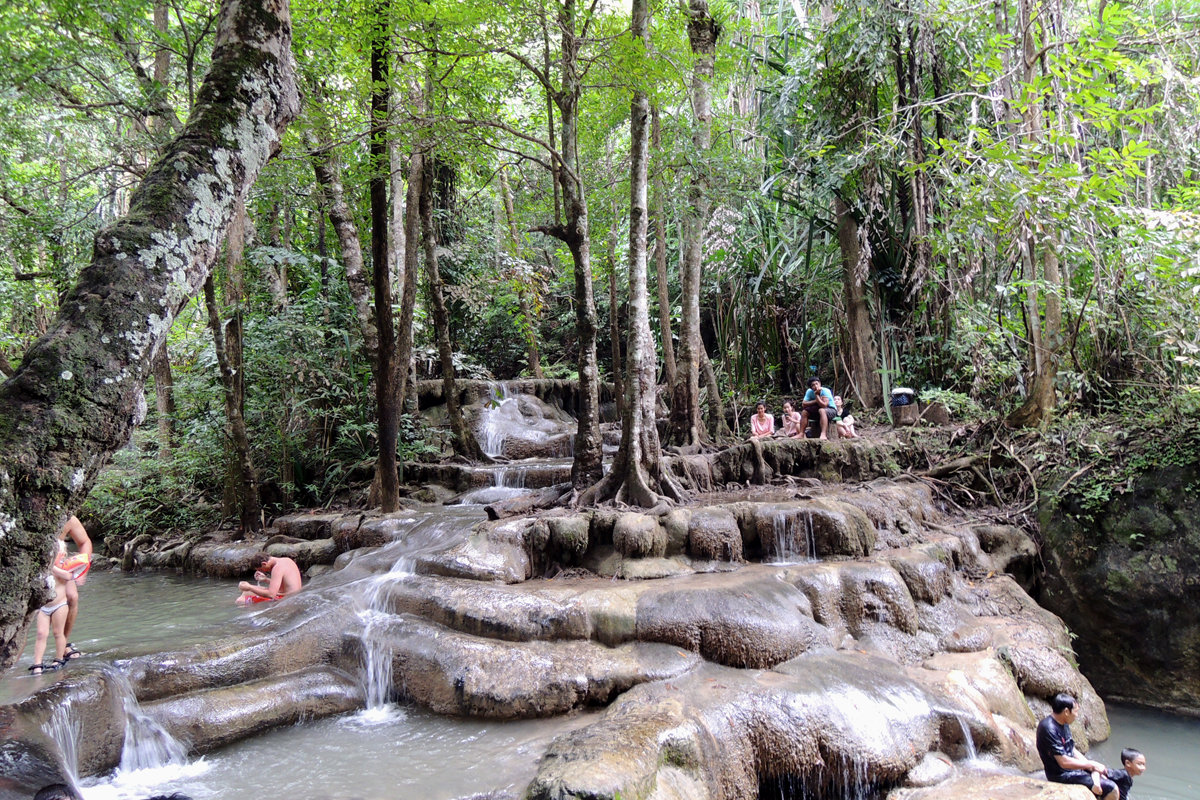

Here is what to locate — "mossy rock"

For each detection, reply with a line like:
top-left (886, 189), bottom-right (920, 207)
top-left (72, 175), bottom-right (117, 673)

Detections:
top-left (613, 513), bottom-right (666, 559)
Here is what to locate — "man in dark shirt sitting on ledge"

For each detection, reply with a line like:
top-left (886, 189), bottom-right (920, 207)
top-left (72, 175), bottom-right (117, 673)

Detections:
top-left (1036, 693), bottom-right (1117, 799)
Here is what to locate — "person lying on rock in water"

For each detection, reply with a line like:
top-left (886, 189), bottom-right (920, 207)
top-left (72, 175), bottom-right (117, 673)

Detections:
top-left (749, 402), bottom-right (774, 438)
top-left (1036, 693), bottom-right (1118, 800)
top-left (237, 553), bottom-right (302, 604)
top-left (1106, 748), bottom-right (1146, 800)
top-left (779, 400), bottom-right (801, 438)
top-left (30, 541), bottom-right (73, 675)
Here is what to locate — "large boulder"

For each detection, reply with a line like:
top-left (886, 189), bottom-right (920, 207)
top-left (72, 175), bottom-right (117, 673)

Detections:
top-left (1040, 458), bottom-right (1200, 713)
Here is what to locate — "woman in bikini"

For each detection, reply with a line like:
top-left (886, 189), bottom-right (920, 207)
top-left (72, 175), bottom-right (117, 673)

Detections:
top-left (31, 543), bottom-right (72, 674)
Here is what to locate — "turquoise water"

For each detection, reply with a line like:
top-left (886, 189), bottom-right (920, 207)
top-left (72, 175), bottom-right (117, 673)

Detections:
top-left (2, 568), bottom-right (242, 705)
top-left (1091, 704), bottom-right (1200, 800)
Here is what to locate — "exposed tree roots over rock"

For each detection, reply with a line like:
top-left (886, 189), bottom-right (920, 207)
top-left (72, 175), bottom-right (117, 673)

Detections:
top-left (3, 477), bottom-right (1106, 798)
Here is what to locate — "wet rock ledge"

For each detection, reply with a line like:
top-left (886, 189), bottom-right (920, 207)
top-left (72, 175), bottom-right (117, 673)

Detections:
top-left (2, 477), bottom-right (1104, 800)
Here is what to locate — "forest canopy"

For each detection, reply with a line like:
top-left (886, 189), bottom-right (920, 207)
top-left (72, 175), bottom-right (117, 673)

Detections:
top-left (1, 0), bottom-right (1199, 533)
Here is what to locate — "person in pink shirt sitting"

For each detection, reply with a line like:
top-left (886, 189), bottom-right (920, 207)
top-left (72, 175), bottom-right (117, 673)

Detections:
top-left (749, 402), bottom-right (774, 438)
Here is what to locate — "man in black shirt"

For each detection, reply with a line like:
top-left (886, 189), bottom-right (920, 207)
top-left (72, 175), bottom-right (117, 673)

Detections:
top-left (1035, 693), bottom-right (1118, 799)
top-left (1106, 747), bottom-right (1146, 800)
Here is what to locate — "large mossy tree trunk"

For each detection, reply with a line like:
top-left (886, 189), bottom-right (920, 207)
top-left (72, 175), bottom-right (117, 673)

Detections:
top-left (583, 0), bottom-right (682, 508)
top-left (0, 0), bottom-right (299, 672)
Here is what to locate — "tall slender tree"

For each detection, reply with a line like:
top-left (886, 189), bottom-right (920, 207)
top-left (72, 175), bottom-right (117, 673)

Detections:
top-left (584, 0), bottom-right (683, 506)
top-left (370, 0), bottom-right (401, 510)
top-left (669, 0), bottom-right (720, 447)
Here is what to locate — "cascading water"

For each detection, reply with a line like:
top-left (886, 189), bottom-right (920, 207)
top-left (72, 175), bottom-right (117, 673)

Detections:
top-left (767, 509), bottom-right (817, 564)
top-left (480, 381), bottom-right (514, 459)
top-left (349, 509), bottom-right (482, 721)
top-left (110, 670), bottom-right (189, 772)
top-left (957, 715), bottom-right (978, 762)
top-left (43, 701), bottom-right (81, 786)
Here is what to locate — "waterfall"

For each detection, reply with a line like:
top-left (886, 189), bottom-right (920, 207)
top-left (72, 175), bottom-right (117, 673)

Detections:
top-left (110, 671), bottom-right (188, 772)
top-left (768, 509), bottom-right (817, 564)
top-left (956, 715), bottom-right (978, 762)
top-left (42, 701), bottom-right (81, 786)
top-left (480, 381), bottom-right (514, 458)
top-left (358, 609), bottom-right (396, 714)
top-left (760, 755), bottom-right (874, 800)
top-left (348, 510), bottom-right (478, 723)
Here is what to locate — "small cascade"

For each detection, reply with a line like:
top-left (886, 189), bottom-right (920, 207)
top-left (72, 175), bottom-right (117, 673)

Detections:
top-left (956, 714), bottom-right (978, 762)
top-left (767, 509), bottom-right (817, 564)
top-left (109, 670), bottom-right (188, 772)
top-left (480, 381), bottom-right (515, 458)
top-left (759, 755), bottom-right (874, 800)
top-left (494, 464), bottom-right (528, 489)
top-left (358, 609), bottom-right (396, 713)
top-left (43, 701), bottom-right (81, 785)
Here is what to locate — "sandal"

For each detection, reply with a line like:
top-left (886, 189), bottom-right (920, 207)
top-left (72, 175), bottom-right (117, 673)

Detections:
top-left (63, 643), bottom-right (82, 660)
top-left (27, 661), bottom-right (60, 675)
top-left (28, 663), bottom-right (43, 675)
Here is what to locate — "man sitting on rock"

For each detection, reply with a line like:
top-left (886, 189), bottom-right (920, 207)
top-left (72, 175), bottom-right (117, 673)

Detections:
top-left (237, 553), bottom-right (303, 604)
top-left (798, 377), bottom-right (837, 440)
top-left (1036, 693), bottom-right (1117, 799)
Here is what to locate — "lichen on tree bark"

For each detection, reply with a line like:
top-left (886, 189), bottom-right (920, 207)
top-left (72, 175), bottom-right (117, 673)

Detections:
top-left (0, 0), bottom-right (300, 672)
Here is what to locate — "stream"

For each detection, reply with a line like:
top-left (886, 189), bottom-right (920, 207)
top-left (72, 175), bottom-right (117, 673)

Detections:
top-left (4, 387), bottom-right (1197, 799)
top-left (6, 539), bottom-right (1199, 798)
top-left (0, 503), bottom-right (601, 799)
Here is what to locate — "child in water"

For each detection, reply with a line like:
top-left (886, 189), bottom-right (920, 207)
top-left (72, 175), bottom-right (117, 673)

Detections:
top-left (1106, 748), bottom-right (1146, 800)
top-left (30, 542), bottom-right (72, 674)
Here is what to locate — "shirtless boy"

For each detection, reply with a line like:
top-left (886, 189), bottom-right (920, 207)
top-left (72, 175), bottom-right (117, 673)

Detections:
top-left (237, 553), bottom-right (303, 604)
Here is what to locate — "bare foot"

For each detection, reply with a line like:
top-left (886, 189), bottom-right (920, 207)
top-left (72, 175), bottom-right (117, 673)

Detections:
top-left (818, 436), bottom-right (827, 440)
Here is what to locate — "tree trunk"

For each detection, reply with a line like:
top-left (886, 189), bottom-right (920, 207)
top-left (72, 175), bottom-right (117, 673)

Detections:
top-left (668, 0), bottom-right (718, 447)
top-left (310, 138), bottom-right (378, 364)
top-left (607, 197), bottom-right (625, 420)
top-left (217, 196), bottom-right (254, 523)
top-left (836, 197), bottom-right (883, 409)
top-left (583, 0), bottom-right (682, 508)
top-left (557, 0), bottom-right (603, 490)
top-left (1006, 0), bottom-right (1062, 427)
top-left (701, 347), bottom-right (730, 439)
top-left (421, 159), bottom-right (487, 461)
top-left (651, 106), bottom-right (677, 394)
top-left (152, 345), bottom-right (175, 459)
top-left (396, 143), bottom-right (422, 414)
top-left (370, 7), bottom-right (400, 511)
top-left (204, 272), bottom-right (261, 533)
top-left (500, 168), bottom-right (544, 378)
